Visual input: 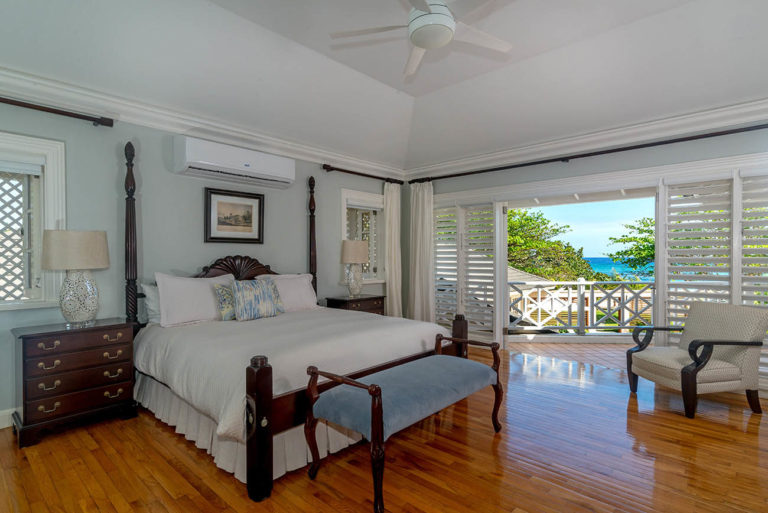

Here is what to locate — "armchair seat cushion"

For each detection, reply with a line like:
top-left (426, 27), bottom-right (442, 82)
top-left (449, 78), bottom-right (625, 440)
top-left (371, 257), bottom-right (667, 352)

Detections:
top-left (632, 347), bottom-right (742, 384)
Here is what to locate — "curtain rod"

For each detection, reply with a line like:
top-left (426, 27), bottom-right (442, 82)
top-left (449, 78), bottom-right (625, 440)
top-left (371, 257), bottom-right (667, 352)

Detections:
top-left (0, 96), bottom-right (114, 127)
top-left (323, 164), bottom-right (404, 185)
top-left (408, 122), bottom-right (768, 184)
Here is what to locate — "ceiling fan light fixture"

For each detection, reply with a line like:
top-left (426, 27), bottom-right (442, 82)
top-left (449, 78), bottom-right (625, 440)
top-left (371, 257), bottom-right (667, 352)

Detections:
top-left (408, 1), bottom-right (456, 50)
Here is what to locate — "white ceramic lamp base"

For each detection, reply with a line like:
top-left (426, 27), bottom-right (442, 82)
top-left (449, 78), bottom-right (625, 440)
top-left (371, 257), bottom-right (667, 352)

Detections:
top-left (346, 263), bottom-right (363, 297)
top-left (59, 270), bottom-right (99, 325)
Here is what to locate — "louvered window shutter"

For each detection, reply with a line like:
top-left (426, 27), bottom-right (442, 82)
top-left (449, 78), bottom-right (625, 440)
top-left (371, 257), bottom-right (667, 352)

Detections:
top-left (741, 175), bottom-right (768, 388)
top-left (462, 206), bottom-right (495, 332)
top-left (665, 179), bottom-right (732, 326)
top-left (434, 207), bottom-right (458, 326)
top-left (433, 205), bottom-right (495, 335)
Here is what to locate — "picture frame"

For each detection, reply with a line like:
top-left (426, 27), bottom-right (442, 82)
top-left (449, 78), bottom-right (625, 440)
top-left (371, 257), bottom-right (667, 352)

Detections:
top-left (205, 188), bottom-right (264, 243)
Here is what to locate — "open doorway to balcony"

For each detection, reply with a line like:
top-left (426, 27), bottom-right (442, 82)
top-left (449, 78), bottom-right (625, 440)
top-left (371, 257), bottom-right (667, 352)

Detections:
top-left (507, 195), bottom-right (656, 341)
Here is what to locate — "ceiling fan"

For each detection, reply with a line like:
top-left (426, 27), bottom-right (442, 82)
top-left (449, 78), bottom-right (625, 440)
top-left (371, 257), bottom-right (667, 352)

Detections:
top-left (330, 0), bottom-right (512, 78)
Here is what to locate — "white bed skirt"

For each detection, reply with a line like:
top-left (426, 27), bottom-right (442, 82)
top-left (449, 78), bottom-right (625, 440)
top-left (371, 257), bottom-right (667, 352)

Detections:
top-left (134, 373), bottom-right (362, 482)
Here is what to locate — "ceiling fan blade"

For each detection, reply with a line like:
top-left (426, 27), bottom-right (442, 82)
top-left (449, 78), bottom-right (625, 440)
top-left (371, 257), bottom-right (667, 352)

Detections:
top-left (407, 0), bottom-right (431, 12)
top-left (330, 25), bottom-right (407, 39)
top-left (404, 46), bottom-right (427, 77)
top-left (447, 0), bottom-right (494, 20)
top-left (454, 22), bottom-right (512, 53)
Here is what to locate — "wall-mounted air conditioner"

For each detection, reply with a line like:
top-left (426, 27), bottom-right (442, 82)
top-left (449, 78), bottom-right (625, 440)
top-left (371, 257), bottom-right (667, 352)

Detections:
top-left (173, 136), bottom-right (295, 188)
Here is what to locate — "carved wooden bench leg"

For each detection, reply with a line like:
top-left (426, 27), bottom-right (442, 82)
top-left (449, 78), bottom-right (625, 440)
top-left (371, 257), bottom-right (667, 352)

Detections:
top-left (492, 382), bottom-right (503, 433)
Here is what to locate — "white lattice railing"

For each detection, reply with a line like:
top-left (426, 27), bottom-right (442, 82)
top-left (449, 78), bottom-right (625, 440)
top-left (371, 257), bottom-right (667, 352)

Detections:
top-left (509, 279), bottom-right (654, 334)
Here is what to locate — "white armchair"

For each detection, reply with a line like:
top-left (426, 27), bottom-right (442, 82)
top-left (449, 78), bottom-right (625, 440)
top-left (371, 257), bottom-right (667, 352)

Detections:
top-left (627, 302), bottom-right (768, 418)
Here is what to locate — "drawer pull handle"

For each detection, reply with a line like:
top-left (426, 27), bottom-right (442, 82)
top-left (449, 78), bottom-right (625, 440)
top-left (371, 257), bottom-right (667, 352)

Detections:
top-left (103, 350), bottom-right (123, 360)
top-left (37, 340), bottom-right (60, 351)
top-left (103, 332), bottom-right (123, 343)
top-left (38, 379), bottom-right (61, 391)
top-left (104, 388), bottom-right (124, 399)
top-left (37, 360), bottom-right (61, 370)
top-left (104, 369), bottom-right (124, 379)
top-left (37, 402), bottom-right (61, 414)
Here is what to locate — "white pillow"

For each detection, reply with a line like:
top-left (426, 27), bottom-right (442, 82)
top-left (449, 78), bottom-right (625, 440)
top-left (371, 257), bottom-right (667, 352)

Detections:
top-left (258, 273), bottom-right (318, 313)
top-left (141, 283), bottom-right (161, 324)
top-left (155, 272), bottom-right (235, 327)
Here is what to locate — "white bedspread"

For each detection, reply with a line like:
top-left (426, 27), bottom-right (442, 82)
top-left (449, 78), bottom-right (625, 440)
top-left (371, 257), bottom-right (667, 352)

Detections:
top-left (134, 307), bottom-right (449, 442)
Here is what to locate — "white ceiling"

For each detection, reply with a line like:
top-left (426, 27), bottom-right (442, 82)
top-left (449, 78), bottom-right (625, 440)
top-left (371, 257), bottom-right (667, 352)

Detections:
top-left (1, 0), bottom-right (768, 176)
top-left (209, 0), bottom-right (692, 97)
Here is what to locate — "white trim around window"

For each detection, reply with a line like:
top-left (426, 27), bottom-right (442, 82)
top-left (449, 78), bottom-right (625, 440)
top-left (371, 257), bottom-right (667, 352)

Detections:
top-left (0, 131), bottom-right (66, 311)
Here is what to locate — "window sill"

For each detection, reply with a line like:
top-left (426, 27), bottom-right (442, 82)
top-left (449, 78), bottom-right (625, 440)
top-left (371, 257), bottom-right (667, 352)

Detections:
top-left (339, 279), bottom-right (386, 286)
top-left (0, 300), bottom-right (59, 312)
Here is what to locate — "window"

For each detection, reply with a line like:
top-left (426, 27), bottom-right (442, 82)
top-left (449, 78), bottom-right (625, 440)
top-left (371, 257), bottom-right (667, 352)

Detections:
top-left (0, 166), bottom-right (42, 300)
top-left (346, 207), bottom-right (379, 277)
top-left (0, 132), bottom-right (66, 310)
top-left (341, 189), bottom-right (384, 282)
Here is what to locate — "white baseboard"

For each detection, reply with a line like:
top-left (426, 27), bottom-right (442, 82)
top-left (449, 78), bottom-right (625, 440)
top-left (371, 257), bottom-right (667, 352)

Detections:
top-left (0, 408), bottom-right (14, 429)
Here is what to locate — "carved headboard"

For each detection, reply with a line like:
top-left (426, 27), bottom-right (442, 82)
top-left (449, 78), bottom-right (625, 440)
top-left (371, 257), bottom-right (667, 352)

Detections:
top-left (196, 255), bottom-right (277, 280)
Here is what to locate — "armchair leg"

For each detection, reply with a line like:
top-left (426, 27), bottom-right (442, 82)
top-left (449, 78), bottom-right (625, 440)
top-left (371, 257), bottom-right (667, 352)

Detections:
top-left (626, 350), bottom-right (638, 393)
top-left (681, 369), bottom-right (698, 419)
top-left (491, 382), bottom-right (503, 432)
top-left (746, 390), bottom-right (762, 414)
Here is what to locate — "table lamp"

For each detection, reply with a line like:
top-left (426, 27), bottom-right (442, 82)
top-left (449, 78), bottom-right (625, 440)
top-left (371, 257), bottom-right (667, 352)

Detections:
top-left (42, 230), bottom-right (109, 326)
top-left (341, 239), bottom-right (368, 297)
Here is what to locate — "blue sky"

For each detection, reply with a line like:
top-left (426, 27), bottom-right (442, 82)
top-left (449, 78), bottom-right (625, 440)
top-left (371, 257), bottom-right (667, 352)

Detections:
top-left (529, 197), bottom-right (655, 257)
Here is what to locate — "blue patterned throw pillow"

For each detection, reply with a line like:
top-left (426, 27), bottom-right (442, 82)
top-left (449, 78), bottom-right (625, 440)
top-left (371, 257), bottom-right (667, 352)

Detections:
top-left (213, 284), bottom-right (236, 321)
top-left (232, 279), bottom-right (284, 321)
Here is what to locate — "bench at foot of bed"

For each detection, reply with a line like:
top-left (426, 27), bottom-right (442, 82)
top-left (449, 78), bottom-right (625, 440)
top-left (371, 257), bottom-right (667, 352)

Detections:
top-left (304, 334), bottom-right (503, 513)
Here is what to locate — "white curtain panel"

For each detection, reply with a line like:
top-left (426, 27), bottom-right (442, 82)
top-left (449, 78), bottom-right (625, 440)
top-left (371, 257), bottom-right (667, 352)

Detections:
top-left (408, 182), bottom-right (435, 322)
top-left (383, 182), bottom-right (403, 317)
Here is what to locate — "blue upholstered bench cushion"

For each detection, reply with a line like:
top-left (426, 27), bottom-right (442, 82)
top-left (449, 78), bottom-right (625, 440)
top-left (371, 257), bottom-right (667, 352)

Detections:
top-left (312, 355), bottom-right (497, 441)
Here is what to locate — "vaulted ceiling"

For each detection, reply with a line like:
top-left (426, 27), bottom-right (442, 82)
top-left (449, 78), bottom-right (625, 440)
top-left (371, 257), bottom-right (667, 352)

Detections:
top-left (1, 0), bottom-right (768, 177)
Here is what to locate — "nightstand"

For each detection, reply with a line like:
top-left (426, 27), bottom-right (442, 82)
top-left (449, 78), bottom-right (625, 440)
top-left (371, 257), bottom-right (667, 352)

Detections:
top-left (11, 317), bottom-right (137, 447)
top-left (326, 294), bottom-right (386, 315)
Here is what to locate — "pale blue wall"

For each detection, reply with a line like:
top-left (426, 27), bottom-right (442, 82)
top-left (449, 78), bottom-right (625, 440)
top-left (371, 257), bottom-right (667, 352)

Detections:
top-left (0, 103), bottom-right (384, 412)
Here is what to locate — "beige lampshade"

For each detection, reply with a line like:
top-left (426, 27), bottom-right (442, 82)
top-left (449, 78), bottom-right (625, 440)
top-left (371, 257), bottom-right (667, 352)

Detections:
top-left (42, 230), bottom-right (110, 270)
top-left (341, 240), bottom-right (369, 264)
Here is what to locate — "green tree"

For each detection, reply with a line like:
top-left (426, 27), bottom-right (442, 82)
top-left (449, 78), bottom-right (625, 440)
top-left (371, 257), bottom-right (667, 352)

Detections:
top-left (507, 209), bottom-right (606, 280)
top-left (607, 217), bottom-right (655, 275)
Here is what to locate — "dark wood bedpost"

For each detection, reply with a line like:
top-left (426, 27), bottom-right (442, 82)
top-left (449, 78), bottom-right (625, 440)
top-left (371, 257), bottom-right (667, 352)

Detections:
top-left (124, 142), bottom-right (138, 325)
top-left (308, 176), bottom-right (317, 292)
top-left (452, 314), bottom-right (468, 357)
top-left (246, 355), bottom-right (273, 501)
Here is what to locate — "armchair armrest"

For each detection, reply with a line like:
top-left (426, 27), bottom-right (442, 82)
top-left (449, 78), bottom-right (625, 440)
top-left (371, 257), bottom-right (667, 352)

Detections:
top-left (631, 326), bottom-right (684, 352)
top-left (435, 334), bottom-right (501, 374)
top-left (687, 339), bottom-right (763, 367)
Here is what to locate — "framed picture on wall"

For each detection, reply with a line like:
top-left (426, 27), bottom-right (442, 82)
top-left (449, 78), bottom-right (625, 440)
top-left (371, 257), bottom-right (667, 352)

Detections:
top-left (205, 188), bottom-right (264, 243)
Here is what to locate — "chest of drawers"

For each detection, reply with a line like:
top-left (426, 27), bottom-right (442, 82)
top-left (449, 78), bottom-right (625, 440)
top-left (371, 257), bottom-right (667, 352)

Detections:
top-left (326, 295), bottom-right (386, 315)
top-left (12, 318), bottom-right (137, 447)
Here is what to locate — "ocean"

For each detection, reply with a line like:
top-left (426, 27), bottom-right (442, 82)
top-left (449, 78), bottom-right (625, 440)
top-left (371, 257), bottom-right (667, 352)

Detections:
top-left (585, 257), bottom-right (654, 280)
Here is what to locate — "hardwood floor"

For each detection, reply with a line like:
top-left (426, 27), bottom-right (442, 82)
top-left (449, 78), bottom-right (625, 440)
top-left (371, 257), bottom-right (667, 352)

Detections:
top-left (2, 346), bottom-right (766, 513)
top-left (506, 342), bottom-right (633, 369)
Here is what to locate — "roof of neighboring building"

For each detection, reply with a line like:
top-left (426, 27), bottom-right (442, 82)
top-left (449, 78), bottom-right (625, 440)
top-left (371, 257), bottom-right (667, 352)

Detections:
top-left (507, 266), bottom-right (549, 284)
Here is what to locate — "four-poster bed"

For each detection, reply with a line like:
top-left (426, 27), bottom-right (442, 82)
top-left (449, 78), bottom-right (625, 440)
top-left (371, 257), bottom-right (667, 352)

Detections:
top-left (122, 142), bottom-right (468, 501)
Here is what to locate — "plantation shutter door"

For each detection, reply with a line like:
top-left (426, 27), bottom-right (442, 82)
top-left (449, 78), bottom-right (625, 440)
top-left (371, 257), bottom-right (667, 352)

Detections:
top-left (434, 207), bottom-right (459, 326)
top-left (741, 174), bottom-right (768, 388)
top-left (462, 205), bottom-right (495, 334)
top-left (665, 179), bottom-right (732, 327)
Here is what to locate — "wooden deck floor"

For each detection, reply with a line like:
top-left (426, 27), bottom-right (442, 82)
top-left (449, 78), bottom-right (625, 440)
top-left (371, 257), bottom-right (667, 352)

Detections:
top-left (2, 345), bottom-right (766, 513)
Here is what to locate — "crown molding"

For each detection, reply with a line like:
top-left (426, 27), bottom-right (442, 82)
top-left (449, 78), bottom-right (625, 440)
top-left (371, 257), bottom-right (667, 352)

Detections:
top-left (0, 67), bottom-right (406, 180)
top-left (434, 151), bottom-right (768, 207)
top-left (405, 97), bottom-right (768, 179)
